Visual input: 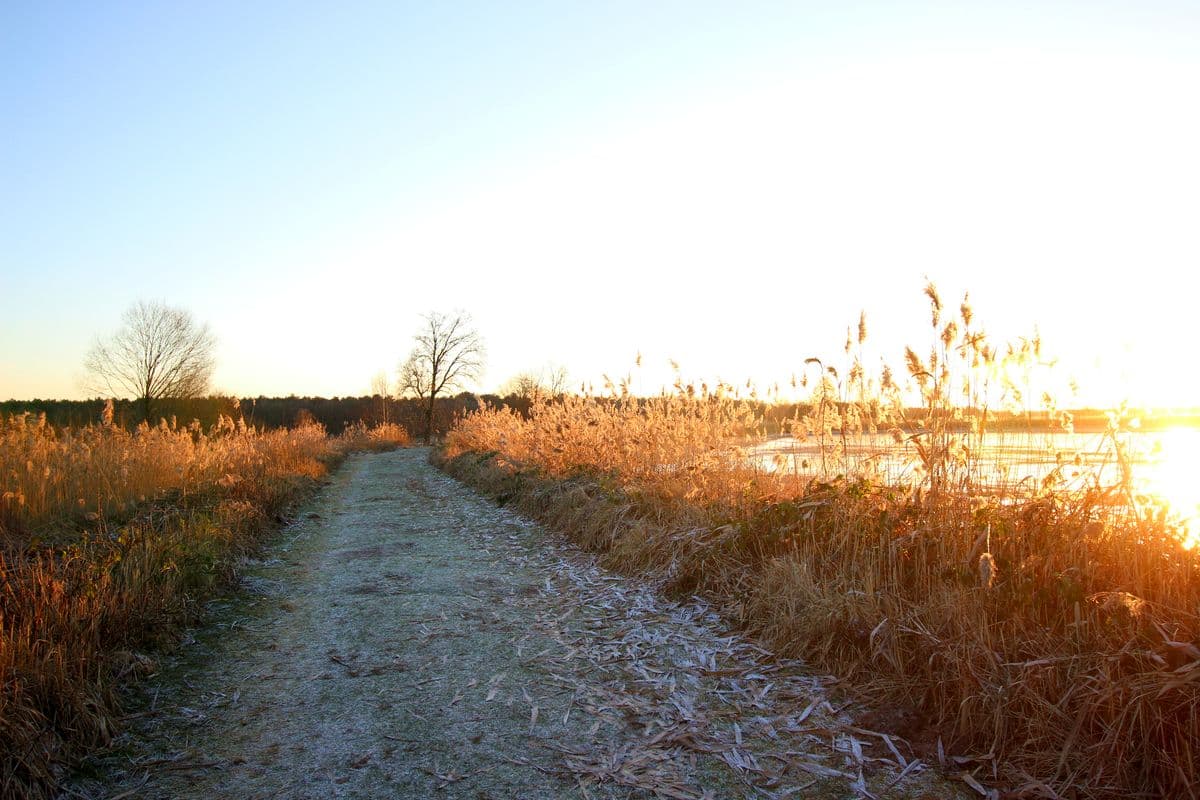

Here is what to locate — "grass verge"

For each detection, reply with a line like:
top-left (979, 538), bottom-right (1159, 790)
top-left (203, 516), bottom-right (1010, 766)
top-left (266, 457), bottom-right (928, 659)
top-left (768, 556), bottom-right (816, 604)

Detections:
top-left (0, 413), bottom-right (408, 798)
top-left (435, 435), bottom-right (1199, 800)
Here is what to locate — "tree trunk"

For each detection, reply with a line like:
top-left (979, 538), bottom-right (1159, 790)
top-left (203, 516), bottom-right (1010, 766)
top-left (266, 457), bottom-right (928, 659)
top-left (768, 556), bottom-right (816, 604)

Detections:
top-left (424, 393), bottom-right (436, 444)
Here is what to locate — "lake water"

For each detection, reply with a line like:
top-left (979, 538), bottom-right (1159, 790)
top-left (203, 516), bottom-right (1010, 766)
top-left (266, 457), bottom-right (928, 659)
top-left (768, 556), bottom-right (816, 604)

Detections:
top-left (748, 428), bottom-right (1200, 541)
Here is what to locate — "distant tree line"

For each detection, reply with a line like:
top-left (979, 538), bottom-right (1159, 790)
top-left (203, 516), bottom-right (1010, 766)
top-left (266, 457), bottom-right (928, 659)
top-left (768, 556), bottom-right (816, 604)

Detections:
top-left (0, 393), bottom-right (509, 437)
top-left (2, 394), bottom-right (1182, 438)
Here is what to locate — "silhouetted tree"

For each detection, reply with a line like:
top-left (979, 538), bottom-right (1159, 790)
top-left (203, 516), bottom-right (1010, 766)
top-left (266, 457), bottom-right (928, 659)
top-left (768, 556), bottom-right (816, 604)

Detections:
top-left (370, 371), bottom-right (392, 424)
top-left (501, 364), bottom-right (569, 404)
top-left (84, 301), bottom-right (216, 423)
top-left (398, 311), bottom-right (485, 443)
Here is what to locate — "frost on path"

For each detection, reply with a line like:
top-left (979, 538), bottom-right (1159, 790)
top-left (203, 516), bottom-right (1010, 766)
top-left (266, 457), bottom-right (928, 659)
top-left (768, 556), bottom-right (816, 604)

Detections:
top-left (69, 449), bottom-right (956, 800)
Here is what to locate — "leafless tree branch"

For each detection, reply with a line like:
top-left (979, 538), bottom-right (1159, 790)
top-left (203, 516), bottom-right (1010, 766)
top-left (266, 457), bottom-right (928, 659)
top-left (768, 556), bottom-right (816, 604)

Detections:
top-left (84, 301), bottom-right (216, 422)
top-left (398, 311), bottom-right (485, 442)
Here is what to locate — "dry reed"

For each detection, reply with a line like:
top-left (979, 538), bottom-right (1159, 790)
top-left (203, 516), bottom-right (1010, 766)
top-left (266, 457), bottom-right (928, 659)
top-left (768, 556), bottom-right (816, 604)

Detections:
top-left (440, 287), bottom-right (1200, 799)
top-left (0, 412), bottom-right (408, 798)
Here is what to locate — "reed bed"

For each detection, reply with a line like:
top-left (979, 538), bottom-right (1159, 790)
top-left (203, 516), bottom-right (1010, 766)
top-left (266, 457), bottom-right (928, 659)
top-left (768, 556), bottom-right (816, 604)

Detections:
top-left (0, 410), bottom-right (407, 798)
top-left (336, 420), bottom-right (412, 453)
top-left (441, 289), bottom-right (1200, 799)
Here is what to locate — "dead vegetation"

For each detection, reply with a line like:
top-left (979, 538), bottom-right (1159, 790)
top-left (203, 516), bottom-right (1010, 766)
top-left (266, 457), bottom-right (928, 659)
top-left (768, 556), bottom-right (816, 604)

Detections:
top-left (519, 544), bottom-right (954, 799)
top-left (439, 285), bottom-right (1200, 799)
top-left (0, 411), bottom-right (408, 798)
top-left (73, 450), bottom-right (950, 799)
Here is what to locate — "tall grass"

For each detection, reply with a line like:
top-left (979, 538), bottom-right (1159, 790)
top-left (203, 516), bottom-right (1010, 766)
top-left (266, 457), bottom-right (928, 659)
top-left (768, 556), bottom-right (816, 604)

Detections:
top-left (442, 286), bottom-right (1200, 799)
top-left (0, 410), bottom-right (407, 798)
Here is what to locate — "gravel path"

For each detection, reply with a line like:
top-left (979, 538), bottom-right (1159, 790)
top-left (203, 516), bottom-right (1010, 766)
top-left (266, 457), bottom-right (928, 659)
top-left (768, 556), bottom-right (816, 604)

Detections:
top-left (67, 449), bottom-right (958, 799)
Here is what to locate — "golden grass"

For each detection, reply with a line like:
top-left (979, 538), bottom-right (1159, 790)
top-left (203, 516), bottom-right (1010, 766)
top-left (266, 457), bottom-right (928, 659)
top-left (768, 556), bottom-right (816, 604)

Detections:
top-left (447, 387), bottom-right (758, 509)
top-left (336, 420), bottom-right (412, 452)
top-left (0, 412), bottom-right (408, 798)
top-left (440, 289), bottom-right (1200, 799)
top-left (1, 412), bottom-right (328, 539)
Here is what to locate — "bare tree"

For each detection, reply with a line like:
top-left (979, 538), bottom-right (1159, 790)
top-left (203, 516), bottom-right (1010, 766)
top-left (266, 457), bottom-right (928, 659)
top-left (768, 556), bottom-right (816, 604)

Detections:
top-left (84, 301), bottom-right (216, 423)
top-left (370, 370), bottom-right (391, 424)
top-left (501, 372), bottom-right (543, 402)
top-left (501, 364), bottom-right (569, 404)
top-left (542, 364), bottom-right (569, 397)
top-left (398, 311), bottom-right (484, 442)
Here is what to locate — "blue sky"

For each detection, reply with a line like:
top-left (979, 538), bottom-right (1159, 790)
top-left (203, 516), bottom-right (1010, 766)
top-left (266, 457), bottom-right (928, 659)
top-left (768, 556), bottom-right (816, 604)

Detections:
top-left (3, 2), bottom-right (1199, 406)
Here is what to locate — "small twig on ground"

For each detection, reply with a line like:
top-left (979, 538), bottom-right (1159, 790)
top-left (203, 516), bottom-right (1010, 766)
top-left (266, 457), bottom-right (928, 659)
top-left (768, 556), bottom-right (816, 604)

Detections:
top-left (105, 772), bottom-right (150, 800)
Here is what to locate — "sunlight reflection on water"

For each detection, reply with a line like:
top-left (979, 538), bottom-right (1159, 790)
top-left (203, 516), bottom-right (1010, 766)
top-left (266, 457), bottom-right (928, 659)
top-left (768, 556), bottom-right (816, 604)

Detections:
top-left (1138, 428), bottom-right (1200, 546)
top-left (749, 428), bottom-right (1200, 546)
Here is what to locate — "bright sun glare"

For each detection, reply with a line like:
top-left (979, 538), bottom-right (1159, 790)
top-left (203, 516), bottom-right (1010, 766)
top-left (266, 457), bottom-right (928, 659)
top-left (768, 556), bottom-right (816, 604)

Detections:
top-left (1138, 428), bottom-right (1200, 548)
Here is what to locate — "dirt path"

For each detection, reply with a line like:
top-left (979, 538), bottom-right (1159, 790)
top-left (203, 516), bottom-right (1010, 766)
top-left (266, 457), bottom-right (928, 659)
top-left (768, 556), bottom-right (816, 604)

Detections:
top-left (68, 449), bottom-right (958, 799)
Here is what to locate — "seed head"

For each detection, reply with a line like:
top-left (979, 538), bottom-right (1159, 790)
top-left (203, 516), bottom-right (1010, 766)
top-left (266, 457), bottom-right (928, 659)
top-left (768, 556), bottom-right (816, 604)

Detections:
top-left (978, 552), bottom-right (997, 590)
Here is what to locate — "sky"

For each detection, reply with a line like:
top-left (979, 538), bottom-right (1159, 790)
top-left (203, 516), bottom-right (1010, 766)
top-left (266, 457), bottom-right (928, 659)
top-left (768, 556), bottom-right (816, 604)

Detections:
top-left (2, 1), bottom-right (1199, 408)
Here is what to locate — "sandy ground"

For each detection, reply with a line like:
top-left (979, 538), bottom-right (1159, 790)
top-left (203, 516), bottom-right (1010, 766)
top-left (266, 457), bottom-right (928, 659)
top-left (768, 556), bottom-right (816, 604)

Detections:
top-left (64, 449), bottom-right (960, 799)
